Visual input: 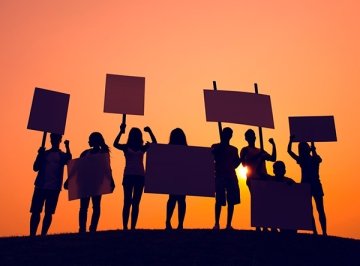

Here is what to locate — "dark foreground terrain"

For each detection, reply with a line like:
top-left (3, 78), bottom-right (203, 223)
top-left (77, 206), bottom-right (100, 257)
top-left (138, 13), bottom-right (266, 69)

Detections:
top-left (0, 229), bottom-right (359, 266)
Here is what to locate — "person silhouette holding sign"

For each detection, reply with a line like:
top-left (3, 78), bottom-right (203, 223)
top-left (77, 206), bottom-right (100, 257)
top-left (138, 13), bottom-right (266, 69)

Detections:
top-left (211, 127), bottom-right (241, 230)
top-left (288, 135), bottom-right (327, 236)
top-left (30, 133), bottom-right (71, 236)
top-left (113, 123), bottom-right (157, 230)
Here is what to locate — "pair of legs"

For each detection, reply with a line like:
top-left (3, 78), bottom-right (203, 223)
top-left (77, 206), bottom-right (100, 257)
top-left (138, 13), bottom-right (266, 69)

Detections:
top-left (30, 188), bottom-right (60, 236)
top-left (312, 195), bottom-right (327, 235)
top-left (122, 175), bottom-right (144, 230)
top-left (214, 177), bottom-right (240, 229)
top-left (214, 203), bottom-right (234, 229)
top-left (166, 195), bottom-right (186, 230)
top-left (79, 195), bottom-right (102, 233)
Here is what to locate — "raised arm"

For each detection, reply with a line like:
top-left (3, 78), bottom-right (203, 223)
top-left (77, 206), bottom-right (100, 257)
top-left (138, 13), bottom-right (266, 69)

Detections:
top-left (311, 142), bottom-right (322, 163)
top-left (113, 123), bottom-right (126, 150)
top-left (267, 138), bottom-right (277, 162)
top-left (63, 140), bottom-right (72, 162)
top-left (144, 126), bottom-right (157, 143)
top-left (287, 135), bottom-right (299, 161)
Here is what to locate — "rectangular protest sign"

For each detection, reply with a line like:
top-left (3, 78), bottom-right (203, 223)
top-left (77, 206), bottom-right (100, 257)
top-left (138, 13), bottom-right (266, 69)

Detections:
top-left (104, 74), bottom-right (145, 115)
top-left (27, 87), bottom-right (70, 135)
top-left (251, 180), bottom-right (313, 230)
top-left (67, 153), bottom-right (113, 200)
top-left (203, 90), bottom-right (274, 128)
top-left (145, 144), bottom-right (215, 197)
top-left (289, 116), bottom-right (337, 142)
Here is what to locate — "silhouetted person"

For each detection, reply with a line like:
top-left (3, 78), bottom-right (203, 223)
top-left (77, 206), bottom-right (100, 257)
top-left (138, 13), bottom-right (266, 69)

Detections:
top-left (240, 129), bottom-right (276, 232)
top-left (269, 161), bottom-right (296, 234)
top-left (211, 127), bottom-right (241, 230)
top-left (240, 129), bottom-right (277, 185)
top-left (67, 132), bottom-right (112, 234)
top-left (165, 128), bottom-right (188, 230)
top-left (114, 124), bottom-right (157, 230)
top-left (288, 135), bottom-right (327, 236)
top-left (30, 133), bottom-right (71, 236)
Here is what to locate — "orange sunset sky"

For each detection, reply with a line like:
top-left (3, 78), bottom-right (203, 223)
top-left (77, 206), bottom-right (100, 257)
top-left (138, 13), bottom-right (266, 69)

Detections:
top-left (0, 1), bottom-right (359, 239)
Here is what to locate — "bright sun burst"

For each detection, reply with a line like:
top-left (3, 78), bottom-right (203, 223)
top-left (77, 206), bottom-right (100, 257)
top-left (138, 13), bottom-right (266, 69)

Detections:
top-left (236, 165), bottom-right (248, 180)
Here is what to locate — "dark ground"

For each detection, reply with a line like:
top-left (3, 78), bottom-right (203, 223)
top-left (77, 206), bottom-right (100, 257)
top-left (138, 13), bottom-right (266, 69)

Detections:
top-left (0, 229), bottom-right (359, 266)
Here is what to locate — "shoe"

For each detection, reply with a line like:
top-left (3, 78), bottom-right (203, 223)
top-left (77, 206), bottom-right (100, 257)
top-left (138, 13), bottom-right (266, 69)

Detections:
top-left (213, 224), bottom-right (220, 230)
top-left (226, 225), bottom-right (234, 230)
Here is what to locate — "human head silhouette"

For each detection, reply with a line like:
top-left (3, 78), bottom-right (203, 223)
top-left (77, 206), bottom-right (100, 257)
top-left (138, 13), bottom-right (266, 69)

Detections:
top-left (273, 161), bottom-right (286, 177)
top-left (245, 129), bottom-right (256, 145)
top-left (169, 128), bottom-right (187, 145)
top-left (50, 133), bottom-right (62, 148)
top-left (221, 127), bottom-right (233, 143)
top-left (298, 142), bottom-right (311, 157)
top-left (89, 132), bottom-right (106, 148)
top-left (127, 127), bottom-right (143, 147)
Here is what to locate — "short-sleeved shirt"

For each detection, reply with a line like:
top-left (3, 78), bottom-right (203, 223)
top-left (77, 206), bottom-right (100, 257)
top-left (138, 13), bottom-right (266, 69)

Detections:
top-left (34, 150), bottom-right (70, 191)
top-left (240, 146), bottom-right (270, 180)
top-left (124, 148), bottom-right (145, 176)
top-left (211, 143), bottom-right (239, 180)
top-left (296, 155), bottom-right (323, 196)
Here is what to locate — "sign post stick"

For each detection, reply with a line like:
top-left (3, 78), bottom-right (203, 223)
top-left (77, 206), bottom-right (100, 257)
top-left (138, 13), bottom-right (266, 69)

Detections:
top-left (122, 114), bottom-right (127, 133)
top-left (212, 81), bottom-right (223, 139)
top-left (41, 131), bottom-right (47, 148)
top-left (254, 83), bottom-right (264, 151)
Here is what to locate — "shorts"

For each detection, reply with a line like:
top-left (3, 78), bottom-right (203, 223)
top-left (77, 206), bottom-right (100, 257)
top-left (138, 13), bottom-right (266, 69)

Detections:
top-left (30, 188), bottom-right (60, 214)
top-left (122, 175), bottom-right (145, 187)
top-left (215, 177), bottom-right (240, 206)
top-left (311, 181), bottom-right (324, 197)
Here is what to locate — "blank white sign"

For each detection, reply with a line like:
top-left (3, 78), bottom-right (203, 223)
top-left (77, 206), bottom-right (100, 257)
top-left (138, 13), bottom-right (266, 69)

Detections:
top-left (145, 144), bottom-right (215, 197)
top-left (203, 90), bottom-right (274, 128)
top-left (251, 180), bottom-right (313, 230)
top-left (67, 153), bottom-right (113, 200)
top-left (289, 116), bottom-right (337, 142)
top-left (27, 87), bottom-right (70, 134)
top-left (104, 74), bottom-right (145, 115)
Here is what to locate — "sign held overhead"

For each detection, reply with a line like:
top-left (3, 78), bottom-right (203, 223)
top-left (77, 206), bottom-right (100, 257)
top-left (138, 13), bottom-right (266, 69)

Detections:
top-left (203, 90), bottom-right (274, 128)
top-left (104, 74), bottom-right (145, 115)
top-left (289, 116), bottom-right (337, 142)
top-left (27, 87), bottom-right (70, 135)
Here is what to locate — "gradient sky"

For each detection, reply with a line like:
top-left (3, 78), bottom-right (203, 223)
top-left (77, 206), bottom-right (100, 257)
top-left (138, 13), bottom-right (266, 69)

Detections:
top-left (0, 1), bottom-right (359, 238)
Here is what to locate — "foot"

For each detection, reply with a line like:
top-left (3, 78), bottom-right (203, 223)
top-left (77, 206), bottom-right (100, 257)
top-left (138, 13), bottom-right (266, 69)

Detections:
top-left (226, 225), bottom-right (234, 230)
top-left (165, 222), bottom-right (172, 230)
top-left (213, 224), bottom-right (220, 230)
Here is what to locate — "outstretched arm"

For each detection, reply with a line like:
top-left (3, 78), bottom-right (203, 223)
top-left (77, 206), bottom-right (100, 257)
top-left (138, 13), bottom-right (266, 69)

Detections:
top-left (113, 123), bottom-right (126, 150)
top-left (287, 135), bottom-right (299, 161)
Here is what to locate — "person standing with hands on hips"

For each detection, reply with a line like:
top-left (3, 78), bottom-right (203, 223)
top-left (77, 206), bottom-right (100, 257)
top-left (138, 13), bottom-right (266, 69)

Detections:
top-left (113, 123), bottom-right (157, 230)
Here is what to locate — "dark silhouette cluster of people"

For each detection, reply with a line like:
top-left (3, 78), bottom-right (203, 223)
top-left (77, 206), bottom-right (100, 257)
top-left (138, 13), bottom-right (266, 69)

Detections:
top-left (30, 125), bottom-right (327, 237)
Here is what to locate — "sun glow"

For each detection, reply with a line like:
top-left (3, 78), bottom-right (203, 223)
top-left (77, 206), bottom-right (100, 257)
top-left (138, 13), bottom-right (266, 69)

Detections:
top-left (236, 165), bottom-right (248, 180)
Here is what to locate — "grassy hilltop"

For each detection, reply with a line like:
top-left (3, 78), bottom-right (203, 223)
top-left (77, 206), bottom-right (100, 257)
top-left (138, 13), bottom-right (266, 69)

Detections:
top-left (1, 229), bottom-right (359, 266)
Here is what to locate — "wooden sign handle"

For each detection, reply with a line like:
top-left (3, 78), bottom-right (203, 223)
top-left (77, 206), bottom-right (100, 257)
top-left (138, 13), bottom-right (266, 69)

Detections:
top-left (213, 81), bottom-right (223, 140)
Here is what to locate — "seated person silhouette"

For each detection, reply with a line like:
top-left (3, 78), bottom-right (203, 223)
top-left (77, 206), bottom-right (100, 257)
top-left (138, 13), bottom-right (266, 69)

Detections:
top-left (269, 161), bottom-right (296, 234)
